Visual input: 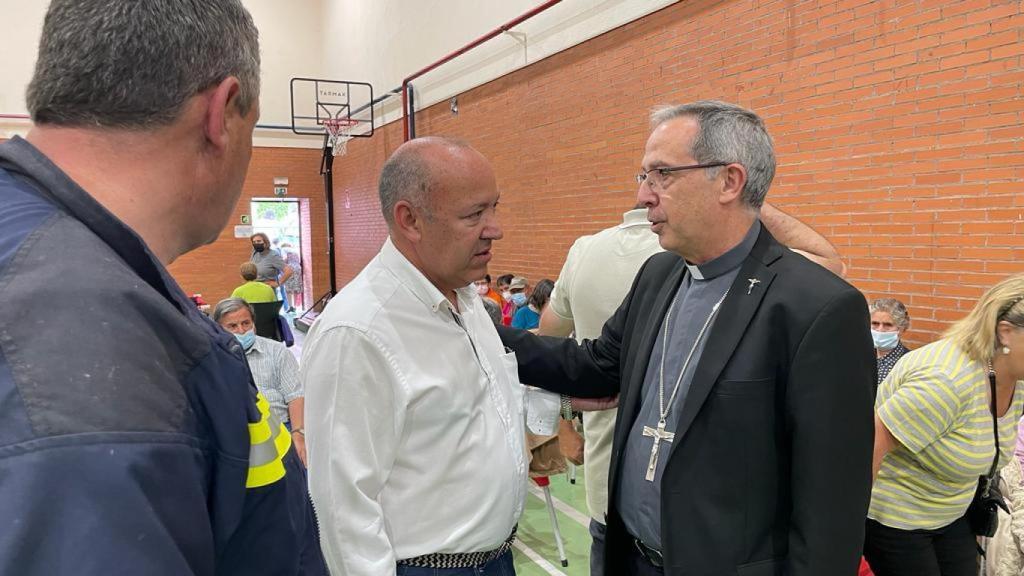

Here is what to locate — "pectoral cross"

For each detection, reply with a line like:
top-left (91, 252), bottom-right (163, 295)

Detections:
top-left (746, 277), bottom-right (761, 295)
top-left (642, 419), bottom-right (675, 481)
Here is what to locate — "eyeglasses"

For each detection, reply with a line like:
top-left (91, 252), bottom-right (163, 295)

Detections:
top-left (635, 162), bottom-right (731, 189)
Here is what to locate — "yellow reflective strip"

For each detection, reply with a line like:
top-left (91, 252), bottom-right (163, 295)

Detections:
top-left (248, 393), bottom-right (274, 444)
top-left (249, 418), bottom-right (272, 445)
top-left (245, 423), bottom-right (291, 488)
top-left (275, 423), bottom-right (292, 456)
top-left (255, 393), bottom-right (270, 416)
top-left (247, 459), bottom-right (287, 488)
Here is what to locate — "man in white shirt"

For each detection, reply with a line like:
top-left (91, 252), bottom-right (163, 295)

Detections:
top-left (303, 137), bottom-right (568, 576)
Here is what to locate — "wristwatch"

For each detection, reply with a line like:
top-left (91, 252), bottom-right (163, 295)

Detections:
top-left (560, 395), bottom-right (574, 421)
top-left (291, 427), bottom-right (305, 436)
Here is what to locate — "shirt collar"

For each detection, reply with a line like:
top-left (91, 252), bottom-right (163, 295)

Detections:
top-left (685, 219), bottom-right (761, 280)
top-left (379, 237), bottom-right (476, 314)
top-left (246, 335), bottom-right (268, 356)
top-left (619, 208), bottom-right (650, 229)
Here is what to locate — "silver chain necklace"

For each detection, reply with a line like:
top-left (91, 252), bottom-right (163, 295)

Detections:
top-left (642, 287), bottom-right (729, 481)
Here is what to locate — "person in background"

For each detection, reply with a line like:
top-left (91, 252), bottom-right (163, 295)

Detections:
top-left (986, 416), bottom-right (1024, 576)
top-left (509, 276), bottom-right (530, 311)
top-left (497, 273), bottom-right (515, 326)
top-left (215, 298), bottom-right (306, 461)
top-left (870, 297), bottom-right (911, 391)
top-left (867, 274), bottom-right (1024, 576)
top-left (281, 242), bottom-right (304, 312)
top-left (497, 274), bottom-right (514, 295)
top-left (232, 262), bottom-right (279, 303)
top-left (213, 297), bottom-right (329, 575)
top-left (481, 297), bottom-right (503, 326)
top-left (512, 278), bottom-right (553, 331)
top-left (251, 232), bottom-right (293, 290)
top-left (0, 0), bottom-right (299, 573)
top-left (474, 274), bottom-right (503, 308)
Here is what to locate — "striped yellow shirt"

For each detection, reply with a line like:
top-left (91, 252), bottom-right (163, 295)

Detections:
top-left (869, 338), bottom-right (1024, 530)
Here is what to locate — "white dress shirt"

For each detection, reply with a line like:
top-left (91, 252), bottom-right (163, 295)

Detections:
top-left (303, 237), bottom-right (552, 576)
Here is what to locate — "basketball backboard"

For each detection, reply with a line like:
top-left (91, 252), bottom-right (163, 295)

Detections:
top-left (289, 78), bottom-right (374, 139)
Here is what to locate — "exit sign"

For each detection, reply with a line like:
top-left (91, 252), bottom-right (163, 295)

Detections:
top-left (273, 186), bottom-right (287, 197)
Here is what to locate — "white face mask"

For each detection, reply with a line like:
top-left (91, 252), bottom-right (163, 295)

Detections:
top-left (475, 284), bottom-right (489, 296)
top-left (501, 290), bottom-right (512, 302)
top-left (871, 329), bottom-right (899, 350)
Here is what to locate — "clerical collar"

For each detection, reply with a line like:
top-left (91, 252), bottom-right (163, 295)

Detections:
top-left (684, 220), bottom-right (761, 280)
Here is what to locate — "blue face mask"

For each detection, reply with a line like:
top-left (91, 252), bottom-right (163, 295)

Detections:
top-left (511, 293), bottom-right (527, 307)
top-left (235, 329), bottom-right (256, 351)
top-left (872, 329), bottom-right (899, 351)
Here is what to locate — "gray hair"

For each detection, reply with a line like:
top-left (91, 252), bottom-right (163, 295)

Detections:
top-left (650, 100), bottom-right (776, 208)
top-left (869, 297), bottom-right (910, 330)
top-left (212, 297), bottom-right (253, 324)
top-left (481, 297), bottom-right (502, 326)
top-left (27, 0), bottom-right (260, 129)
top-left (378, 137), bottom-right (472, 225)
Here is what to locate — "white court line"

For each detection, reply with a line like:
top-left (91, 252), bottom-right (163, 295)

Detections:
top-left (512, 539), bottom-right (568, 576)
top-left (527, 483), bottom-right (591, 528)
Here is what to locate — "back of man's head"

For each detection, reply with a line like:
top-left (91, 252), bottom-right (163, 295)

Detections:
top-left (240, 262), bottom-right (258, 281)
top-left (650, 100), bottom-right (775, 209)
top-left (27, 0), bottom-right (260, 129)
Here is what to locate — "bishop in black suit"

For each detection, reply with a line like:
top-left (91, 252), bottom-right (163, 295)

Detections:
top-left (499, 101), bottom-right (875, 576)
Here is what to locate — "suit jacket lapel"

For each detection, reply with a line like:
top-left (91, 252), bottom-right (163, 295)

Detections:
top-left (668, 228), bottom-right (782, 456)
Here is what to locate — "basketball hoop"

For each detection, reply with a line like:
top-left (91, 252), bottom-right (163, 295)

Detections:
top-left (323, 118), bottom-right (359, 156)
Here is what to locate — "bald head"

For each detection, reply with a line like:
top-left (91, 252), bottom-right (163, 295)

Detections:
top-left (378, 137), bottom-right (484, 226)
top-left (379, 136), bottom-right (502, 302)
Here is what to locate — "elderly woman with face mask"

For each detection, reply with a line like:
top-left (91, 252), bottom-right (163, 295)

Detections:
top-left (871, 298), bottom-right (911, 392)
top-left (866, 274), bottom-right (1024, 576)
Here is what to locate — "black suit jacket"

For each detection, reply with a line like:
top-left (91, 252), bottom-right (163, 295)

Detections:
top-left (499, 227), bottom-right (875, 576)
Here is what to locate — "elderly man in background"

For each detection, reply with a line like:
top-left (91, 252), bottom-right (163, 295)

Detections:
top-left (214, 297), bottom-right (328, 575)
top-left (0, 0), bottom-right (300, 573)
top-left (214, 298), bottom-right (307, 463)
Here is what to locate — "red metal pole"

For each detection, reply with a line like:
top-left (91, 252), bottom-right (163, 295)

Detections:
top-left (401, 0), bottom-right (563, 141)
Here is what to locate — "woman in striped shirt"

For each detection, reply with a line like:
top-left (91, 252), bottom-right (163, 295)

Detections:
top-left (866, 274), bottom-right (1024, 576)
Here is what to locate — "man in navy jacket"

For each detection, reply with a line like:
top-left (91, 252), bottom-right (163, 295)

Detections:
top-left (0, 1), bottom-right (302, 574)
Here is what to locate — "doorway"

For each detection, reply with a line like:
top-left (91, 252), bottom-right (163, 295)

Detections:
top-left (251, 199), bottom-right (307, 313)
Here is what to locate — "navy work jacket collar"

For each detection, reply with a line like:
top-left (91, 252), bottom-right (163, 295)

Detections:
top-left (0, 136), bottom-right (190, 315)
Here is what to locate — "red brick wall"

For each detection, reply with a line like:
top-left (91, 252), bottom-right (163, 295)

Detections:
top-left (328, 0), bottom-right (1022, 347)
top-left (168, 146), bottom-right (331, 305)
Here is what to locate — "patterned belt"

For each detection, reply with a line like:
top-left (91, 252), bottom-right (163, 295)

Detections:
top-left (397, 526), bottom-right (517, 568)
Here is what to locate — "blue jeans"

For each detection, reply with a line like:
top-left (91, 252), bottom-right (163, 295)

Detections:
top-left (396, 549), bottom-right (515, 576)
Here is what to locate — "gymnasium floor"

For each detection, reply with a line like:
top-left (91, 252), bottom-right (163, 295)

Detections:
top-left (513, 471), bottom-right (593, 576)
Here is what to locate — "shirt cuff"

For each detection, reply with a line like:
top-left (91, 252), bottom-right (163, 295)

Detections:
top-left (524, 386), bottom-right (560, 435)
